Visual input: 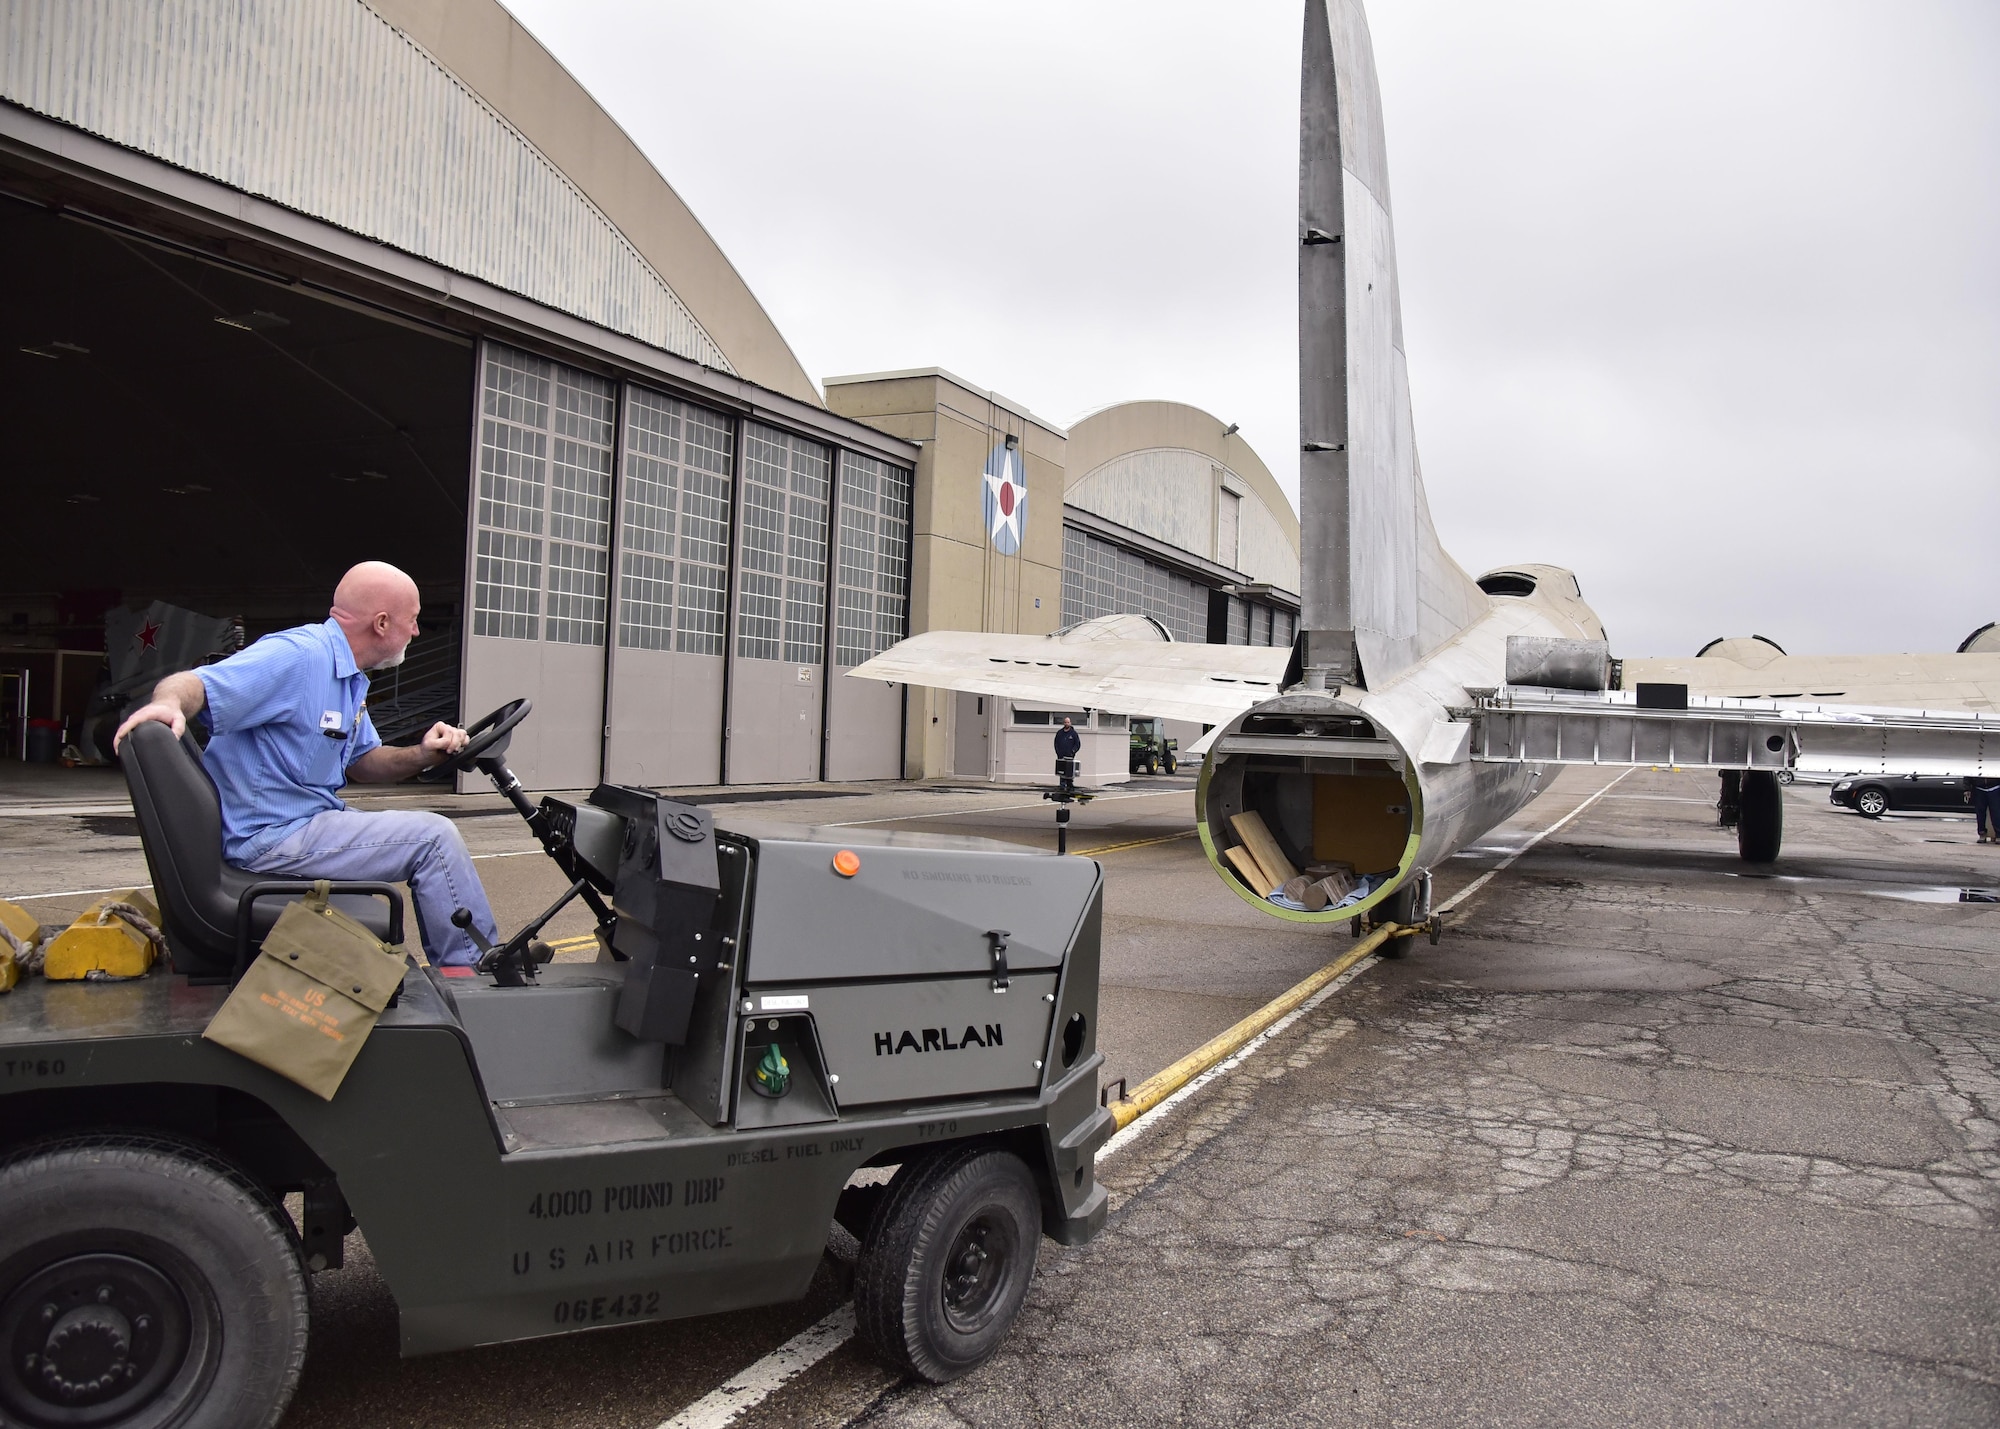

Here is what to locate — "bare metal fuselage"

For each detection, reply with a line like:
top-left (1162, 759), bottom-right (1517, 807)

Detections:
top-left (1198, 567), bottom-right (1605, 922)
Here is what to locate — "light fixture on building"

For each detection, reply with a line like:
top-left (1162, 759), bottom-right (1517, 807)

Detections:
top-left (1003, 432), bottom-right (1019, 450)
top-left (1222, 423), bottom-right (1239, 437)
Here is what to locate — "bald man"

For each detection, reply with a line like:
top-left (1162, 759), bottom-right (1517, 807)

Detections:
top-left (114, 562), bottom-right (499, 967)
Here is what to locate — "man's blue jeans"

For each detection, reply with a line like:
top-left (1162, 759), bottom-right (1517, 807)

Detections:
top-left (245, 809), bottom-right (498, 966)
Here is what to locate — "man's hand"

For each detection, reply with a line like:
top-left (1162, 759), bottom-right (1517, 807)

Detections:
top-left (348, 723), bottom-right (470, 784)
top-left (420, 721), bottom-right (470, 764)
top-left (112, 672), bottom-right (208, 752)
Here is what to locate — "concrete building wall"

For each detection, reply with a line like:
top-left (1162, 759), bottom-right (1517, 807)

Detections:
top-left (826, 369), bottom-right (1066, 779)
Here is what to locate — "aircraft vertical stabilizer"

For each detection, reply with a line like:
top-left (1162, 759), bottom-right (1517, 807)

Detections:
top-left (1299, 0), bottom-right (1485, 689)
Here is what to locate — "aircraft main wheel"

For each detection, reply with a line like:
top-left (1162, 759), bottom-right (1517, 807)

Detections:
top-left (1855, 788), bottom-right (1889, 818)
top-left (0, 1135), bottom-right (308, 1429)
top-left (1737, 770), bottom-right (1784, 863)
top-left (854, 1146), bottom-right (1040, 1384)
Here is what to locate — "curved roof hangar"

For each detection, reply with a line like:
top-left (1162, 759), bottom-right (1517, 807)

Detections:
top-left (1064, 400), bottom-right (1300, 594)
top-left (0, 0), bottom-right (819, 404)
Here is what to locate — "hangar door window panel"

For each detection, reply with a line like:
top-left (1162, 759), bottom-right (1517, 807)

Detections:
top-left (617, 388), bottom-right (680, 652)
top-left (618, 388), bottom-right (736, 655)
top-left (675, 408), bottom-right (736, 656)
top-left (1058, 526), bottom-right (1205, 643)
top-left (834, 454), bottom-right (913, 668)
top-left (473, 345), bottom-right (615, 646)
top-left (737, 424), bottom-right (830, 664)
top-left (474, 348), bottom-right (550, 641)
top-left (545, 370), bottom-right (615, 646)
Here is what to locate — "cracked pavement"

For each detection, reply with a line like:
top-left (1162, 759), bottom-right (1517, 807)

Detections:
top-left (6, 765), bottom-right (1993, 1424)
top-left (836, 772), bottom-right (2000, 1427)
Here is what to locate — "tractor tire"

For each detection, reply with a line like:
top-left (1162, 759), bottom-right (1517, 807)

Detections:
top-left (0, 1134), bottom-right (309, 1429)
top-left (1737, 770), bottom-right (1784, 863)
top-left (854, 1146), bottom-right (1040, 1384)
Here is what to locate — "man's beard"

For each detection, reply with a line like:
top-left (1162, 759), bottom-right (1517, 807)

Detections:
top-left (368, 642), bottom-right (410, 672)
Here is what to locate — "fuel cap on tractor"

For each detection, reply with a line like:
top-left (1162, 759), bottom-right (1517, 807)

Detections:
top-left (750, 1042), bottom-right (791, 1098)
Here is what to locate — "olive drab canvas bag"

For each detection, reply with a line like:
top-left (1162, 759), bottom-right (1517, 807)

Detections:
top-left (203, 881), bottom-right (408, 1100)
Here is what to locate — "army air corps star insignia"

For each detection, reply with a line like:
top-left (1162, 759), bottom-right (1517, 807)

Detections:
top-left (982, 441), bottom-right (1027, 556)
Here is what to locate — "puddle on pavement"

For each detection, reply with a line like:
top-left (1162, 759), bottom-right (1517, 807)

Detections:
top-left (1721, 870), bottom-right (1999, 904)
top-left (1869, 886), bottom-right (2000, 904)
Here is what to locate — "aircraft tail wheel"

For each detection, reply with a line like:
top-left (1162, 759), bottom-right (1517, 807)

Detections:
top-left (1737, 770), bottom-right (1784, 863)
top-left (1427, 915), bottom-right (1442, 946)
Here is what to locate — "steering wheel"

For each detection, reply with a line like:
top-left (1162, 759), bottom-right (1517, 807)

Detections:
top-left (421, 698), bottom-right (531, 780)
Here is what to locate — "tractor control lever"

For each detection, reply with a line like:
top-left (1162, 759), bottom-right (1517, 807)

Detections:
top-left (455, 881), bottom-right (580, 988)
top-left (450, 907), bottom-right (494, 954)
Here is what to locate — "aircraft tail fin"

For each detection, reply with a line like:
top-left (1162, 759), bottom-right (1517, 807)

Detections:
top-left (1299, 0), bottom-right (1485, 689)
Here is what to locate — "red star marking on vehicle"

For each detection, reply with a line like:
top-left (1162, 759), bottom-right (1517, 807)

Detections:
top-left (135, 620), bottom-right (161, 652)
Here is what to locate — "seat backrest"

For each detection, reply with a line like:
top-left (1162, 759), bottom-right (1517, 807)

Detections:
top-left (122, 720), bottom-right (236, 974)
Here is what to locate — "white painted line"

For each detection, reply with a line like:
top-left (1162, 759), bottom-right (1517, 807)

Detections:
top-left (2, 882), bottom-right (154, 903)
top-left (1435, 766), bottom-right (1633, 918)
top-left (823, 787), bottom-right (1186, 827)
top-left (655, 1304), bottom-right (855, 1429)
top-left (0, 802), bottom-right (134, 818)
top-left (653, 951), bottom-right (1386, 1428)
top-left (1097, 956), bottom-right (1379, 1161)
top-left (5, 849), bottom-right (536, 902)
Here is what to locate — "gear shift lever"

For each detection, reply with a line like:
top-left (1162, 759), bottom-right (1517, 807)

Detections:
top-left (454, 899), bottom-right (565, 987)
top-left (450, 907), bottom-right (494, 955)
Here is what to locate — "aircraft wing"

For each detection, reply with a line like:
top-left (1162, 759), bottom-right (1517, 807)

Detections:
top-left (847, 631), bottom-right (1292, 726)
top-left (1620, 651), bottom-right (2000, 714)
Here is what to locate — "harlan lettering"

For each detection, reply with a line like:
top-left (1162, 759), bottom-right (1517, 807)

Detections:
top-left (873, 1024), bottom-right (1004, 1056)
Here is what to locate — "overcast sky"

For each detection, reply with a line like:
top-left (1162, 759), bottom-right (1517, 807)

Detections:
top-left (500, 0), bottom-right (1997, 657)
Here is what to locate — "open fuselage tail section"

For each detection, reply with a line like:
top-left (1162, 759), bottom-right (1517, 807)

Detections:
top-left (1300, 0), bottom-right (1485, 690)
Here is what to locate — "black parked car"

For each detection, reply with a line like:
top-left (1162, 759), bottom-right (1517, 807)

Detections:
top-left (1831, 774), bottom-right (1975, 819)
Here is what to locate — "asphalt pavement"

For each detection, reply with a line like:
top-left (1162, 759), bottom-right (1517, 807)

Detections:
top-left (2, 764), bottom-right (1995, 1425)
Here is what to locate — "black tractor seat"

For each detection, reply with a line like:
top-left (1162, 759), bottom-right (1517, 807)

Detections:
top-left (121, 721), bottom-right (403, 980)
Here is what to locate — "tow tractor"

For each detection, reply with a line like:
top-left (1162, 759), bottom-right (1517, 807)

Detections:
top-left (0, 701), bottom-right (1111, 1428)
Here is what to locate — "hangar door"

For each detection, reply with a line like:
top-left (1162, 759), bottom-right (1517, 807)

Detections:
top-left (826, 453), bottom-right (911, 780)
top-left (603, 385), bottom-right (735, 786)
top-left (727, 423), bottom-right (830, 783)
top-left (461, 343), bottom-right (613, 789)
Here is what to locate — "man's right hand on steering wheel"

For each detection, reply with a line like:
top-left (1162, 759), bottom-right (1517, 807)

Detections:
top-left (420, 721), bottom-right (471, 766)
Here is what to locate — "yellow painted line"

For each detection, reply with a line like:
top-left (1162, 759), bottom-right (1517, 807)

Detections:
top-left (547, 933), bottom-right (598, 953)
top-left (1075, 829), bottom-right (1199, 857)
top-left (1104, 921), bottom-right (1405, 1129)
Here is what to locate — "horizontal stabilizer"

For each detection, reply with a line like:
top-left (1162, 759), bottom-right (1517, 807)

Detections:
top-left (848, 631), bottom-right (1291, 727)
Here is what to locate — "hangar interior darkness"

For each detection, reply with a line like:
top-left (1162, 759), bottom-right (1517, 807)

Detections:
top-left (1, 193), bottom-right (473, 744)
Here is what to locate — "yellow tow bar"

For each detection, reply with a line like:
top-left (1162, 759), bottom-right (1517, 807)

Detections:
top-left (1103, 921), bottom-right (1407, 1130)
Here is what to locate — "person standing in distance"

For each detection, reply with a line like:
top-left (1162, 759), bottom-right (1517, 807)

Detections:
top-left (1053, 715), bottom-right (1082, 793)
top-left (113, 561), bottom-right (500, 967)
top-left (1970, 772), bottom-right (2000, 845)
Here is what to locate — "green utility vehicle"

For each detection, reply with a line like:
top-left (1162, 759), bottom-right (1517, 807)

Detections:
top-left (0, 701), bottom-right (1110, 1429)
top-left (1127, 718), bottom-right (1178, 776)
